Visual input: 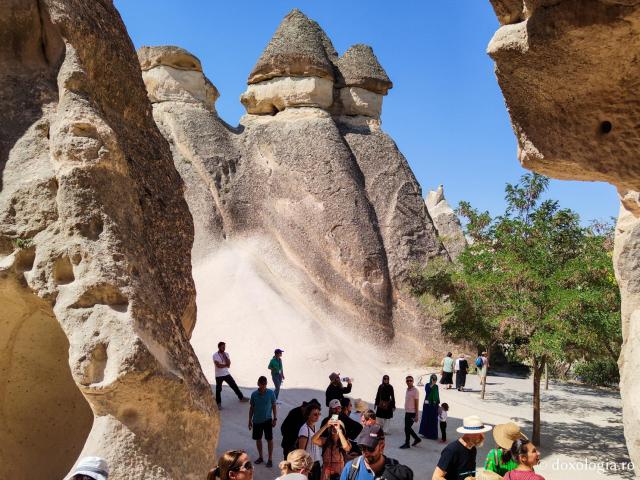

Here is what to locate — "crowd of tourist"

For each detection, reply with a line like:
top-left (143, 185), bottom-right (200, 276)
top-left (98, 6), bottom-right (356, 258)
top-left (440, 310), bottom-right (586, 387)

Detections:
top-left (66, 348), bottom-right (544, 480)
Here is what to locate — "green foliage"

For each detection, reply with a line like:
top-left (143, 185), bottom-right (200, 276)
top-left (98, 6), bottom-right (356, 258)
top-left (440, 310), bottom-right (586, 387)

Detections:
top-left (12, 238), bottom-right (33, 249)
top-left (574, 358), bottom-right (620, 387)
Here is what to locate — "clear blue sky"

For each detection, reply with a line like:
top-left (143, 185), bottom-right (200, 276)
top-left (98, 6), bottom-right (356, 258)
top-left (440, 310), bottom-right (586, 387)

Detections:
top-left (114, 0), bottom-right (618, 224)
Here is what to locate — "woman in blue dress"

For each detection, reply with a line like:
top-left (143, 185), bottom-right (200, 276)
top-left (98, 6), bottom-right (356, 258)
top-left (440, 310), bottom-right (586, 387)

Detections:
top-left (419, 374), bottom-right (440, 439)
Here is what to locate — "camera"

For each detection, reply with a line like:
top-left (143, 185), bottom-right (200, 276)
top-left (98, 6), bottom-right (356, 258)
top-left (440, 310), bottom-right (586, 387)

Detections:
top-left (341, 376), bottom-right (353, 383)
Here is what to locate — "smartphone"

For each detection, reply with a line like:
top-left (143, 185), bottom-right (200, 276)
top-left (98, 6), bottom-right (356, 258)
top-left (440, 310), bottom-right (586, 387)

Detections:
top-left (331, 414), bottom-right (339, 421)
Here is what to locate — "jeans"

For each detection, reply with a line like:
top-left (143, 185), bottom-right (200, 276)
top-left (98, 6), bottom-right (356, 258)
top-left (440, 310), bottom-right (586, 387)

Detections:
top-left (440, 421), bottom-right (447, 442)
top-left (404, 412), bottom-right (419, 445)
top-left (272, 373), bottom-right (282, 399)
top-left (215, 374), bottom-right (244, 404)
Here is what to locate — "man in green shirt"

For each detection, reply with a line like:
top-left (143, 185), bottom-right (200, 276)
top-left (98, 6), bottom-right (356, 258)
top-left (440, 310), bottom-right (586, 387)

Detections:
top-left (268, 348), bottom-right (285, 400)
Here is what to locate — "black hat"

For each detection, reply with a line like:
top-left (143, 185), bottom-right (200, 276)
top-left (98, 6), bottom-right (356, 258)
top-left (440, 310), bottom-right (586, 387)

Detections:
top-left (356, 424), bottom-right (385, 448)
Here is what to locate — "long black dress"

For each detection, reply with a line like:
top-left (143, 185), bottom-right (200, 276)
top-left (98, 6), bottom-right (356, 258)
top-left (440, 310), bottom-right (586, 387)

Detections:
top-left (374, 383), bottom-right (396, 419)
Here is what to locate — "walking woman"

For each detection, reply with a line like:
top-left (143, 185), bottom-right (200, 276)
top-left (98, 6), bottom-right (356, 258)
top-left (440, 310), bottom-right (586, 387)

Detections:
top-left (440, 352), bottom-right (454, 389)
top-left (418, 374), bottom-right (440, 439)
top-left (374, 375), bottom-right (395, 431)
top-left (208, 450), bottom-right (253, 480)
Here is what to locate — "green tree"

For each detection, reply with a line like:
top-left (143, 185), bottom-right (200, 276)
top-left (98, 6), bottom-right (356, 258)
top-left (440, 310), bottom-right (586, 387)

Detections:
top-left (412, 173), bottom-right (621, 445)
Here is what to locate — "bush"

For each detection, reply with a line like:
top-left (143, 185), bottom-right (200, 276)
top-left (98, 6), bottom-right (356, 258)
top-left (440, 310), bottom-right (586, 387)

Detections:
top-left (573, 358), bottom-right (619, 387)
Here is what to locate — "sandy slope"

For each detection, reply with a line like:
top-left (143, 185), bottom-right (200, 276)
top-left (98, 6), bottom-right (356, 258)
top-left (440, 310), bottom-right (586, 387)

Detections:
top-left (190, 245), bottom-right (631, 480)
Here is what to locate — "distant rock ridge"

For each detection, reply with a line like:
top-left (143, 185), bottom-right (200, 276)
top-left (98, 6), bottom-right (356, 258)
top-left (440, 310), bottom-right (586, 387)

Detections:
top-left (139, 8), bottom-right (454, 357)
top-left (426, 185), bottom-right (467, 260)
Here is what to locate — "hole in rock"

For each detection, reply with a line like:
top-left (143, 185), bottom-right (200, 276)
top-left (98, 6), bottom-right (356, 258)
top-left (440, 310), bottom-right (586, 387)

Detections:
top-left (70, 283), bottom-right (129, 310)
top-left (15, 246), bottom-right (36, 272)
top-left (600, 121), bottom-right (613, 134)
top-left (0, 276), bottom-right (93, 479)
top-left (53, 256), bottom-right (75, 284)
top-left (78, 216), bottom-right (104, 240)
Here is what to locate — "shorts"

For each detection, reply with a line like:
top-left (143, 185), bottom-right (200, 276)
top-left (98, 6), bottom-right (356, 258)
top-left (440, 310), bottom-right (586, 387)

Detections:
top-left (252, 420), bottom-right (273, 441)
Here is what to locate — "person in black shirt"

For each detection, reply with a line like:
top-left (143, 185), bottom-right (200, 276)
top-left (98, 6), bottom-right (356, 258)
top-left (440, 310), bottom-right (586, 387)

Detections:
top-left (325, 372), bottom-right (352, 407)
top-left (432, 415), bottom-right (492, 480)
top-left (281, 398), bottom-right (321, 458)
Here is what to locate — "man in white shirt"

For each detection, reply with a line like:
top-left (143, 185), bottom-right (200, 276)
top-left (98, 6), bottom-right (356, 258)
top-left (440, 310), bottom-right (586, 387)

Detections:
top-left (213, 341), bottom-right (248, 408)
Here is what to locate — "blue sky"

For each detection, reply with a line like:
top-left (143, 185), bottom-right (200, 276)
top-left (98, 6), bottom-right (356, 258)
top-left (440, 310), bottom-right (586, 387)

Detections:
top-left (114, 0), bottom-right (618, 224)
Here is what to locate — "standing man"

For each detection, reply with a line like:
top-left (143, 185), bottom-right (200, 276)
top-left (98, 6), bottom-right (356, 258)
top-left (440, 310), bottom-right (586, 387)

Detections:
top-left (249, 375), bottom-right (277, 468)
top-left (432, 415), bottom-right (492, 480)
top-left (399, 376), bottom-right (421, 449)
top-left (213, 341), bottom-right (248, 408)
top-left (268, 348), bottom-right (285, 401)
top-left (478, 351), bottom-right (489, 386)
top-left (455, 354), bottom-right (469, 392)
top-left (326, 372), bottom-right (353, 407)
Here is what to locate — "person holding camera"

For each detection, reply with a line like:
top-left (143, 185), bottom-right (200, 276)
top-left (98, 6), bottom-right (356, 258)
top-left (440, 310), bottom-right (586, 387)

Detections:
top-left (312, 417), bottom-right (351, 480)
top-left (325, 373), bottom-right (352, 408)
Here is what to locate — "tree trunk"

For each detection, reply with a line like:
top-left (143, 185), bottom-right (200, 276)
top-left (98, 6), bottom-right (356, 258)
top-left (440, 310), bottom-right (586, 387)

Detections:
top-left (532, 357), bottom-right (545, 446)
top-left (544, 362), bottom-right (549, 390)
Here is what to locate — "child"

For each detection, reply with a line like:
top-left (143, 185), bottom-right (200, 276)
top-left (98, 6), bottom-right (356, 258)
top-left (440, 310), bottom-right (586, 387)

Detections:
top-left (438, 403), bottom-right (449, 442)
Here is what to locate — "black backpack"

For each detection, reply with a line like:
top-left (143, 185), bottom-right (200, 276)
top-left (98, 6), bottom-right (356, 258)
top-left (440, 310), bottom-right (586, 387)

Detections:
top-left (346, 456), bottom-right (413, 480)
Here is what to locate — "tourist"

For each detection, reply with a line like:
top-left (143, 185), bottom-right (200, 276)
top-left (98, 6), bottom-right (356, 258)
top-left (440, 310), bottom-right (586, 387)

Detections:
top-left (399, 375), bottom-right (421, 449)
top-left (501, 439), bottom-right (545, 480)
top-left (268, 348), bottom-right (285, 400)
top-left (248, 376), bottom-right (277, 468)
top-left (477, 351), bottom-right (489, 386)
top-left (282, 399), bottom-right (321, 458)
top-left (354, 399), bottom-right (369, 416)
top-left (321, 399), bottom-right (343, 430)
top-left (298, 403), bottom-right (323, 480)
top-left (208, 450), bottom-right (253, 480)
top-left (340, 424), bottom-right (414, 480)
top-left (361, 409), bottom-right (377, 427)
top-left (312, 418), bottom-right (351, 479)
top-left (438, 403), bottom-right (449, 443)
top-left (339, 397), bottom-right (364, 443)
top-left (326, 373), bottom-right (353, 407)
top-left (440, 353), bottom-right (454, 389)
top-left (68, 456), bottom-right (109, 480)
top-left (277, 449), bottom-right (314, 479)
top-left (213, 341), bottom-right (248, 408)
top-left (374, 375), bottom-right (396, 432)
top-left (484, 422), bottom-right (527, 476)
top-left (431, 415), bottom-right (492, 480)
top-left (419, 373), bottom-right (440, 440)
top-left (454, 354), bottom-right (469, 391)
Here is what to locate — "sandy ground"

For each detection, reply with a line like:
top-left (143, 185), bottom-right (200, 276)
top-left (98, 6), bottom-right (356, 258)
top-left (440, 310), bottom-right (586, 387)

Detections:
top-left (190, 246), bottom-right (632, 480)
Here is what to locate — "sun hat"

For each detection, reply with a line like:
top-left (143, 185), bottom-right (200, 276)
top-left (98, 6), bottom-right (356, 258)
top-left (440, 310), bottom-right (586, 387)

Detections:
top-left (329, 372), bottom-right (340, 381)
top-left (356, 424), bottom-right (385, 448)
top-left (328, 399), bottom-right (341, 409)
top-left (354, 398), bottom-right (369, 413)
top-left (68, 456), bottom-right (109, 480)
top-left (492, 422), bottom-right (527, 450)
top-left (456, 415), bottom-right (493, 434)
top-left (475, 468), bottom-right (503, 480)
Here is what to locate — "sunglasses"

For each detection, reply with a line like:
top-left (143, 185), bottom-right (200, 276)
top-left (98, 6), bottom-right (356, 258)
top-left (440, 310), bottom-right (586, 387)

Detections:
top-left (231, 461), bottom-right (253, 472)
top-left (359, 444), bottom-right (378, 453)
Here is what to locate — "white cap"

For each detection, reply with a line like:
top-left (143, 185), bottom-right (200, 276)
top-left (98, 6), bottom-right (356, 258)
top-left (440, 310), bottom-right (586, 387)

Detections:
top-left (68, 456), bottom-right (109, 480)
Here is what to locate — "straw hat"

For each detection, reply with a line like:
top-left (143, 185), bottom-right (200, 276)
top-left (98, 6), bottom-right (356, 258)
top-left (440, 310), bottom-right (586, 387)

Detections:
top-left (456, 415), bottom-right (493, 434)
top-left (492, 422), bottom-right (527, 450)
top-left (474, 468), bottom-right (503, 480)
top-left (354, 398), bottom-right (369, 412)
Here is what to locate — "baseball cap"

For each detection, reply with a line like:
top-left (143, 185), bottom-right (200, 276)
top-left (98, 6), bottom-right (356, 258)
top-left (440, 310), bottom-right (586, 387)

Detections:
top-left (274, 348), bottom-right (284, 354)
top-left (329, 372), bottom-right (340, 381)
top-left (356, 424), bottom-right (385, 448)
top-left (328, 399), bottom-right (341, 409)
top-left (67, 456), bottom-right (109, 480)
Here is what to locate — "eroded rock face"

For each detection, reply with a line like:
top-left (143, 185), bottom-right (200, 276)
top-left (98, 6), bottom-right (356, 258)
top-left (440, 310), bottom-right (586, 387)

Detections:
top-left (0, 2), bottom-right (217, 479)
top-left (140, 9), bottom-right (452, 356)
top-left (426, 186), bottom-right (467, 261)
top-left (487, 0), bottom-right (640, 465)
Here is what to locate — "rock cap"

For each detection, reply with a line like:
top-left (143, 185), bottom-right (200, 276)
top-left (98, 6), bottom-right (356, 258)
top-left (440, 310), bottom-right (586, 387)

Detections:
top-left (138, 45), bottom-right (202, 72)
top-left (335, 44), bottom-right (392, 95)
top-left (247, 9), bottom-right (338, 84)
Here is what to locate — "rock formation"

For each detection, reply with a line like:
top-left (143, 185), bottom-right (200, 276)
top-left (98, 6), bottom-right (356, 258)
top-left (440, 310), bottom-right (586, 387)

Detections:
top-left (426, 186), bottom-right (467, 260)
top-left (0, 2), bottom-right (217, 479)
top-left (140, 9), bottom-right (451, 357)
top-left (487, 0), bottom-right (640, 466)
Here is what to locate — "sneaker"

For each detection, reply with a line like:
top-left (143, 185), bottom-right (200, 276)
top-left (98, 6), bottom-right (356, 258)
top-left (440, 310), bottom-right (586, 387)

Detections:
top-left (266, 460), bottom-right (273, 468)
top-left (254, 457), bottom-right (264, 465)
top-left (399, 444), bottom-right (410, 449)
top-left (239, 397), bottom-right (249, 403)
top-left (412, 438), bottom-right (422, 447)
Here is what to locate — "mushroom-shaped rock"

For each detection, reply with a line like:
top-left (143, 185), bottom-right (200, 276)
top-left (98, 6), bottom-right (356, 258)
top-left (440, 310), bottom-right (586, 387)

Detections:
top-left (241, 9), bottom-right (337, 114)
top-left (425, 185), bottom-right (467, 261)
top-left (335, 44), bottom-right (392, 118)
top-left (138, 45), bottom-right (219, 111)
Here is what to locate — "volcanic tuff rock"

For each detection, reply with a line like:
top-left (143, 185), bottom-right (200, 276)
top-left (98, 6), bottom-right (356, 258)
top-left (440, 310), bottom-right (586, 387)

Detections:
top-left (0, 2), bottom-right (217, 479)
top-left (426, 186), bottom-right (467, 261)
top-left (140, 9), bottom-right (452, 356)
top-left (487, 0), bottom-right (640, 466)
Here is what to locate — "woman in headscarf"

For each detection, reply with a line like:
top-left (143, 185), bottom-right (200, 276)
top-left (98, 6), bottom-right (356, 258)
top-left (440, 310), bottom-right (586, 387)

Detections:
top-left (374, 375), bottom-right (395, 432)
top-left (418, 374), bottom-right (439, 439)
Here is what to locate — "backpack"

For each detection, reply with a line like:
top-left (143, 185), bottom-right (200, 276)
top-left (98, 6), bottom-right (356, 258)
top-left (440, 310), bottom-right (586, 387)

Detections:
top-left (475, 357), bottom-right (484, 368)
top-left (347, 456), bottom-right (408, 480)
